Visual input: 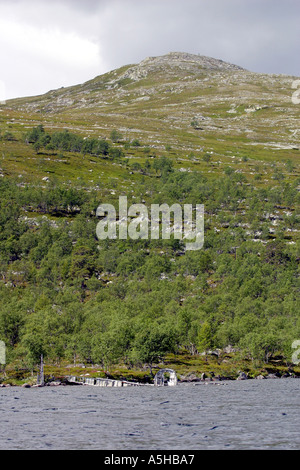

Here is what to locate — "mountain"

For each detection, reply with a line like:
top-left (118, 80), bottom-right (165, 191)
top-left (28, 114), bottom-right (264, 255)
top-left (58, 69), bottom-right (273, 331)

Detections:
top-left (6, 51), bottom-right (299, 157)
top-left (0, 53), bottom-right (299, 383)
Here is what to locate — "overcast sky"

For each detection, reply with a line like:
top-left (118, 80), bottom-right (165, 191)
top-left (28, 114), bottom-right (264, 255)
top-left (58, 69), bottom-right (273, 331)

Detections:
top-left (0, 0), bottom-right (299, 100)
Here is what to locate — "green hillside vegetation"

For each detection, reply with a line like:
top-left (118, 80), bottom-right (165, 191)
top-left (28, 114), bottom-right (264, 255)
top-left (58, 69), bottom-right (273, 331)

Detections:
top-left (0, 53), bottom-right (299, 383)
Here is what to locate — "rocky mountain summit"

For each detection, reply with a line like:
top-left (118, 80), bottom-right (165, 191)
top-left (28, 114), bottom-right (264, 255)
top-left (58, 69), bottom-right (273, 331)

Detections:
top-left (5, 52), bottom-right (299, 156)
top-left (118, 51), bottom-right (245, 81)
top-left (141, 51), bottom-right (245, 70)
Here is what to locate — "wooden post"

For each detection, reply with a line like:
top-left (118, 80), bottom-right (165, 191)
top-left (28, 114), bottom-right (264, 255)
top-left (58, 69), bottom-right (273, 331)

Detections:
top-left (39, 354), bottom-right (44, 386)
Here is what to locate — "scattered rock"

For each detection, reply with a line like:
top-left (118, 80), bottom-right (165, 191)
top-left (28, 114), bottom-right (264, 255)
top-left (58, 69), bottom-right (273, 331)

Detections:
top-left (200, 349), bottom-right (222, 357)
top-left (223, 345), bottom-right (240, 354)
top-left (237, 372), bottom-right (248, 380)
top-left (179, 373), bottom-right (201, 383)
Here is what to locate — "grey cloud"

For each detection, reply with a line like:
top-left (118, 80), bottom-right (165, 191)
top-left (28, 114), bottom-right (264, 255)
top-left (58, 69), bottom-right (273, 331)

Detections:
top-left (1, 0), bottom-right (299, 99)
top-left (92, 0), bottom-right (300, 76)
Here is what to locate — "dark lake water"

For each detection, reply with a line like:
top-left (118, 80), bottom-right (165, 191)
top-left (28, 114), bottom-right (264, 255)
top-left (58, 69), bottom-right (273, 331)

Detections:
top-left (0, 379), bottom-right (299, 450)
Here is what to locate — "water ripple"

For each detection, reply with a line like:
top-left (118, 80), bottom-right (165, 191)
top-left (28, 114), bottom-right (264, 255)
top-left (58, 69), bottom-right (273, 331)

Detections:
top-left (0, 379), bottom-right (299, 450)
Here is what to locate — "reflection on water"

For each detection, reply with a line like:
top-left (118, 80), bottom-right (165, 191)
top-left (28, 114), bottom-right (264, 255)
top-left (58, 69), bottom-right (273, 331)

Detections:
top-left (0, 379), bottom-right (299, 450)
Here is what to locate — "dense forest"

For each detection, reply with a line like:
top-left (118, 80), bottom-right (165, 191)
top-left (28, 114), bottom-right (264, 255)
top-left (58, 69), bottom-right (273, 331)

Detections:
top-left (0, 125), bottom-right (299, 377)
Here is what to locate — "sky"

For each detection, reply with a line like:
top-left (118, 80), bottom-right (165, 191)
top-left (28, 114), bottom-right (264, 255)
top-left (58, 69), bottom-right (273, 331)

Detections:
top-left (0, 0), bottom-right (299, 100)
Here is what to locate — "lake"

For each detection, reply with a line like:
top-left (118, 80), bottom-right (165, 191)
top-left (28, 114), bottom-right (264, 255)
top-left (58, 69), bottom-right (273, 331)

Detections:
top-left (0, 378), bottom-right (299, 450)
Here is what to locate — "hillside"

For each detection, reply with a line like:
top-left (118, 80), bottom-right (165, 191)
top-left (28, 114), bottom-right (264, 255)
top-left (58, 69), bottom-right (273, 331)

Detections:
top-left (0, 52), bottom-right (299, 384)
top-left (2, 52), bottom-right (300, 181)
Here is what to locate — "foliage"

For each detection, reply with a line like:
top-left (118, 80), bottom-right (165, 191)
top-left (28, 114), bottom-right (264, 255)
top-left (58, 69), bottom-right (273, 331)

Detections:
top-left (25, 126), bottom-right (119, 160)
top-left (0, 125), bottom-right (299, 373)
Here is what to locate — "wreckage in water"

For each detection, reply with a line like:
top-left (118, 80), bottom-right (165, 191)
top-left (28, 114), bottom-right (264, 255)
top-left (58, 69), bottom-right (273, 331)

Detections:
top-left (68, 369), bottom-right (178, 387)
top-left (154, 369), bottom-right (178, 386)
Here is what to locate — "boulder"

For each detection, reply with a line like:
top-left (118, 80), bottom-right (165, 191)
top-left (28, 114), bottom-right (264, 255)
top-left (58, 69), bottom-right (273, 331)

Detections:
top-left (179, 373), bottom-right (201, 383)
top-left (223, 345), bottom-right (239, 354)
top-left (266, 373), bottom-right (280, 379)
top-left (237, 371), bottom-right (248, 380)
top-left (47, 381), bottom-right (62, 386)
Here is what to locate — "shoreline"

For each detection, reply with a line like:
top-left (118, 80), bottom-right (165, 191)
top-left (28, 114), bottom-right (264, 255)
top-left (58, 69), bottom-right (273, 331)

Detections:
top-left (1, 370), bottom-right (299, 388)
top-left (1, 351), bottom-right (299, 388)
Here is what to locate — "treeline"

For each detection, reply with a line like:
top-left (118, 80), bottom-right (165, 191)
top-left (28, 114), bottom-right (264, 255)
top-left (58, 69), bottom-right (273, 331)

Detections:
top-left (0, 159), bottom-right (299, 373)
top-left (24, 126), bottom-right (176, 178)
top-left (24, 126), bottom-right (176, 176)
top-left (25, 125), bottom-right (125, 160)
